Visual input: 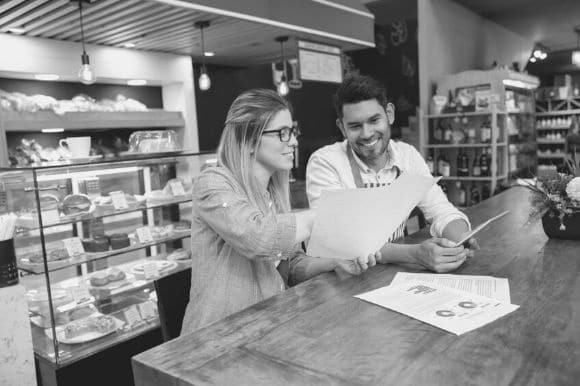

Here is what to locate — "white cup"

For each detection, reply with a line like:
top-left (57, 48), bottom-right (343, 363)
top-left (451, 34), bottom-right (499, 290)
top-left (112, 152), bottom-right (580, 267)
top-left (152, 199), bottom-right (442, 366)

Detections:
top-left (59, 136), bottom-right (91, 158)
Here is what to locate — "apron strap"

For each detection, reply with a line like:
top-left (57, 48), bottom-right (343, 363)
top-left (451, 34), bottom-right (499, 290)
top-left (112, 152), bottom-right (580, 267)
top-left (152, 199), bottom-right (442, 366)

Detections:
top-left (346, 143), bottom-right (401, 188)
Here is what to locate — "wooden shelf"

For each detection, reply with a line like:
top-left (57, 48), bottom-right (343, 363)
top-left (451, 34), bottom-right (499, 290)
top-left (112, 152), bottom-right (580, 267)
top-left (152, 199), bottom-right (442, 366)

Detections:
top-left (425, 142), bottom-right (506, 148)
top-left (537, 139), bottom-right (566, 144)
top-left (426, 110), bottom-right (501, 118)
top-left (439, 175), bottom-right (507, 181)
top-left (535, 109), bottom-right (580, 117)
top-left (536, 127), bottom-right (570, 131)
top-left (537, 153), bottom-right (566, 159)
top-left (0, 110), bottom-right (185, 131)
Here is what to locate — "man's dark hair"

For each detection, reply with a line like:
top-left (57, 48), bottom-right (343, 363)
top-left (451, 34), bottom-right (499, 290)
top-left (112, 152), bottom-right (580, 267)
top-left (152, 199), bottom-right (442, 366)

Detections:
top-left (333, 73), bottom-right (388, 119)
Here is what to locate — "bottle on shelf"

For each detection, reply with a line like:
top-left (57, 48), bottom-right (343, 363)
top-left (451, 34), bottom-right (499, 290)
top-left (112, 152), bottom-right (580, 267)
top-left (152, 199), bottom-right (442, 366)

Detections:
top-left (457, 150), bottom-right (469, 176)
top-left (455, 181), bottom-right (467, 206)
top-left (440, 154), bottom-right (451, 177)
top-left (481, 183), bottom-right (491, 200)
top-left (446, 90), bottom-right (457, 112)
top-left (472, 150), bottom-right (482, 177)
top-left (426, 154), bottom-right (434, 175)
top-left (443, 124), bottom-right (453, 144)
top-left (469, 183), bottom-right (480, 205)
top-left (466, 125), bottom-right (477, 144)
top-left (480, 120), bottom-right (492, 143)
top-left (433, 123), bottom-right (443, 144)
top-left (480, 148), bottom-right (490, 176)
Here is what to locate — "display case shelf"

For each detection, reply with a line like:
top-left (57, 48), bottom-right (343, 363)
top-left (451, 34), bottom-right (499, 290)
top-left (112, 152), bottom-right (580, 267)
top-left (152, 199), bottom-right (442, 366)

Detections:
top-left (16, 196), bottom-right (192, 233)
top-left (536, 127), bottom-right (570, 131)
top-left (535, 109), bottom-right (580, 117)
top-left (18, 232), bottom-right (191, 274)
top-left (0, 110), bottom-right (185, 131)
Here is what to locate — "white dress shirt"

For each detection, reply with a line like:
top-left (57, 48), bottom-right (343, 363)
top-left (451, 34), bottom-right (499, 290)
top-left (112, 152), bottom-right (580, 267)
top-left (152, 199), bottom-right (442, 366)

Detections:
top-left (306, 140), bottom-right (470, 238)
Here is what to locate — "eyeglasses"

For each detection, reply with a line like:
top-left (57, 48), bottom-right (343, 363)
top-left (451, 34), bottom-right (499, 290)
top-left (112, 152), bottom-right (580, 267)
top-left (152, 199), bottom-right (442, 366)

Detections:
top-left (262, 124), bottom-right (301, 142)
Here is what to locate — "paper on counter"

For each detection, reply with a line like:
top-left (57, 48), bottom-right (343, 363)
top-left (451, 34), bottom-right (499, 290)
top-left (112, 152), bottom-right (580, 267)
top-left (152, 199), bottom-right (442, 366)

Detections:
top-left (307, 174), bottom-right (436, 260)
top-left (355, 280), bottom-right (519, 336)
top-left (390, 272), bottom-right (511, 303)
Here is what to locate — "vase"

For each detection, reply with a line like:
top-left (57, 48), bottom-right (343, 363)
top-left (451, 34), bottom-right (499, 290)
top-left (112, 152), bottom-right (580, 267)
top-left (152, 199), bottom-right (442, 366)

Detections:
top-left (541, 210), bottom-right (580, 240)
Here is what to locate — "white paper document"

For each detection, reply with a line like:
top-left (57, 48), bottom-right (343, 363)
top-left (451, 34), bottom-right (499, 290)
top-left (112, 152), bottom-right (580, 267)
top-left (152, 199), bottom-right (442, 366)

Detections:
top-left (307, 174), bottom-right (436, 260)
top-left (355, 280), bottom-right (519, 336)
top-left (390, 272), bottom-right (511, 303)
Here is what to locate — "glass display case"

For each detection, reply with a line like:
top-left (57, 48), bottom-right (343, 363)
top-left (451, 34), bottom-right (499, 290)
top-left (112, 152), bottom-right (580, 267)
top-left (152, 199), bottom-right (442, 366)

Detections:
top-left (0, 150), bottom-right (216, 366)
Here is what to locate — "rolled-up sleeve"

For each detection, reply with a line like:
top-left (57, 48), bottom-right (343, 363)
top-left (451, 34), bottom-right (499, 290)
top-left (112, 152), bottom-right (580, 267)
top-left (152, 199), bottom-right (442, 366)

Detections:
top-left (406, 146), bottom-right (471, 236)
top-left (194, 170), bottom-right (297, 261)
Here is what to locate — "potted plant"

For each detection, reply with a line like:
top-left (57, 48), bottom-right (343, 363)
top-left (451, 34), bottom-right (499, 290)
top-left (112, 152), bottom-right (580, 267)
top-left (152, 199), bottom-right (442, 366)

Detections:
top-left (522, 150), bottom-right (580, 239)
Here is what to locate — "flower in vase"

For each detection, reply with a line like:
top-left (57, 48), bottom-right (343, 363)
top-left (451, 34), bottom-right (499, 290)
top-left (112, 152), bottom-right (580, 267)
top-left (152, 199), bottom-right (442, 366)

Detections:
top-left (566, 177), bottom-right (580, 203)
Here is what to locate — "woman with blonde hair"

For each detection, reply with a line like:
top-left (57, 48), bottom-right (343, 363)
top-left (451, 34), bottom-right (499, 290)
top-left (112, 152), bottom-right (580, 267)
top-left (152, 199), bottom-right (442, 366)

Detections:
top-left (181, 89), bottom-right (378, 334)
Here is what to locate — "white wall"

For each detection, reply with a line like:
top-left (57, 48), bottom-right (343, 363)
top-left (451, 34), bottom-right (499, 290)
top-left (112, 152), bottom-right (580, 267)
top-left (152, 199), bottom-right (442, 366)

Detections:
top-left (0, 33), bottom-right (199, 151)
top-left (418, 0), bottom-right (535, 113)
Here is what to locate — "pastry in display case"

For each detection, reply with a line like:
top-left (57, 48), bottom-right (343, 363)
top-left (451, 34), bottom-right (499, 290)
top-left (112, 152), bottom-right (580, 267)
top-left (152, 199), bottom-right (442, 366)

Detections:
top-left (0, 150), bottom-right (216, 367)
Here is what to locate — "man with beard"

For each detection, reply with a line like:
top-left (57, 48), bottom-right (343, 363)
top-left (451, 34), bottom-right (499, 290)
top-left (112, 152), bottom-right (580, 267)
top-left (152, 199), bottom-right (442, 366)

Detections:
top-left (306, 74), bottom-right (476, 273)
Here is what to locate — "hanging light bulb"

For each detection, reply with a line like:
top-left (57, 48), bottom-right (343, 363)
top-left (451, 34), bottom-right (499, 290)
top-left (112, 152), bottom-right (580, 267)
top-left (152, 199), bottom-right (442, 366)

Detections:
top-left (76, 0), bottom-right (96, 84)
top-left (277, 74), bottom-right (289, 96)
top-left (275, 36), bottom-right (290, 97)
top-left (199, 70), bottom-right (211, 90)
top-left (195, 20), bottom-right (211, 91)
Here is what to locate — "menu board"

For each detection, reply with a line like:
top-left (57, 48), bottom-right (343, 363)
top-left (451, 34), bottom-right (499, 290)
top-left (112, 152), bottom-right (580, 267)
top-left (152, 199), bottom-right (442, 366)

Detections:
top-left (298, 40), bottom-right (343, 84)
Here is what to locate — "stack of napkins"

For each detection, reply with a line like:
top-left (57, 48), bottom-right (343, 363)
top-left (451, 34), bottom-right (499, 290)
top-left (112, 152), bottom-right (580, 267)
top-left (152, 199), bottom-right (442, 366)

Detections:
top-left (355, 273), bottom-right (519, 336)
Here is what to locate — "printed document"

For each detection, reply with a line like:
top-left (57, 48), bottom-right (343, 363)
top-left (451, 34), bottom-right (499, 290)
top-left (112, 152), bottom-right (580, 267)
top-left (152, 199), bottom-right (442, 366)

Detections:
top-left (390, 272), bottom-right (511, 303)
top-left (355, 280), bottom-right (519, 336)
top-left (307, 174), bottom-right (436, 260)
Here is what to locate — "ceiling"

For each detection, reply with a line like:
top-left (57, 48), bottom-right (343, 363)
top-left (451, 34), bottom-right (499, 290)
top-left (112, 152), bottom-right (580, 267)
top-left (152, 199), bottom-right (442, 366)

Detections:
top-left (448, 0), bottom-right (580, 53)
top-left (0, 0), bottom-right (374, 67)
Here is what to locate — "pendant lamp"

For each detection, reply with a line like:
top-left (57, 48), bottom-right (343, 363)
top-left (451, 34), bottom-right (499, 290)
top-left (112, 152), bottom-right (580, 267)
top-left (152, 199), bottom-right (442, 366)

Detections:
top-left (75, 0), bottom-right (96, 84)
top-left (275, 36), bottom-right (289, 96)
top-left (195, 20), bottom-right (211, 91)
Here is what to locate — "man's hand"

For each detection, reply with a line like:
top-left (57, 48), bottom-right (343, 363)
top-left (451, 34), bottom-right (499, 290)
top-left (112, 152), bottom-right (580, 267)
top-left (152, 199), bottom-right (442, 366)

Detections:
top-left (414, 237), bottom-right (469, 273)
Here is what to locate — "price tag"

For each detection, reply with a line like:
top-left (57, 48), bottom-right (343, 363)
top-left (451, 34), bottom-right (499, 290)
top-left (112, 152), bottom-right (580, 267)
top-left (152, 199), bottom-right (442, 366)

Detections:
top-left (138, 301), bottom-right (156, 320)
top-left (169, 181), bottom-right (186, 196)
top-left (123, 305), bottom-right (142, 327)
top-left (63, 237), bottom-right (85, 257)
top-left (70, 285), bottom-right (92, 304)
top-left (109, 191), bottom-right (128, 210)
top-left (136, 227), bottom-right (154, 244)
top-left (41, 208), bottom-right (61, 225)
top-left (142, 261), bottom-right (160, 280)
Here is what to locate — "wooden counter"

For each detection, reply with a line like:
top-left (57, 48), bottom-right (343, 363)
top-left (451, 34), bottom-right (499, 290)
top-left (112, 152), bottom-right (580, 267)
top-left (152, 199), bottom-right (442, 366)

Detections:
top-left (132, 187), bottom-right (580, 385)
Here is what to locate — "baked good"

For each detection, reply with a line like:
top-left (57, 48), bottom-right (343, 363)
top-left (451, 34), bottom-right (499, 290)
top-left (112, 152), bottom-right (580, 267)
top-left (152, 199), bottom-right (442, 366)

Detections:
top-left (69, 304), bottom-right (97, 321)
top-left (83, 236), bottom-right (109, 253)
top-left (89, 271), bottom-right (109, 287)
top-left (64, 314), bottom-right (116, 339)
top-left (90, 268), bottom-right (126, 287)
top-left (62, 194), bottom-right (92, 216)
top-left (29, 248), bottom-right (69, 264)
top-left (109, 233), bottom-right (130, 250)
top-left (106, 268), bottom-right (125, 282)
top-left (167, 248), bottom-right (191, 261)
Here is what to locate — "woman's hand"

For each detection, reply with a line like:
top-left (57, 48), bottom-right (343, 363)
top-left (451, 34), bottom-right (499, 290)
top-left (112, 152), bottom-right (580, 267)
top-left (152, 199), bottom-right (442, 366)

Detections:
top-left (334, 251), bottom-right (381, 278)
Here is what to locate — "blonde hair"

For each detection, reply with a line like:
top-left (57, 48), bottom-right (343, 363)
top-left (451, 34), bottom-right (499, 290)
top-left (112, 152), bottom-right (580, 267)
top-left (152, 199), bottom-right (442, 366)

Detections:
top-left (217, 89), bottom-right (292, 214)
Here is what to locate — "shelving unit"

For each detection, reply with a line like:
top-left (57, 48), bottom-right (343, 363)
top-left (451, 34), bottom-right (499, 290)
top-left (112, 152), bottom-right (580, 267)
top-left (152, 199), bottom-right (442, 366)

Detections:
top-left (420, 106), bottom-right (509, 207)
top-left (534, 97), bottom-right (578, 170)
top-left (0, 107), bottom-right (215, 380)
top-left (0, 150), bottom-right (221, 368)
top-left (0, 110), bottom-right (186, 166)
